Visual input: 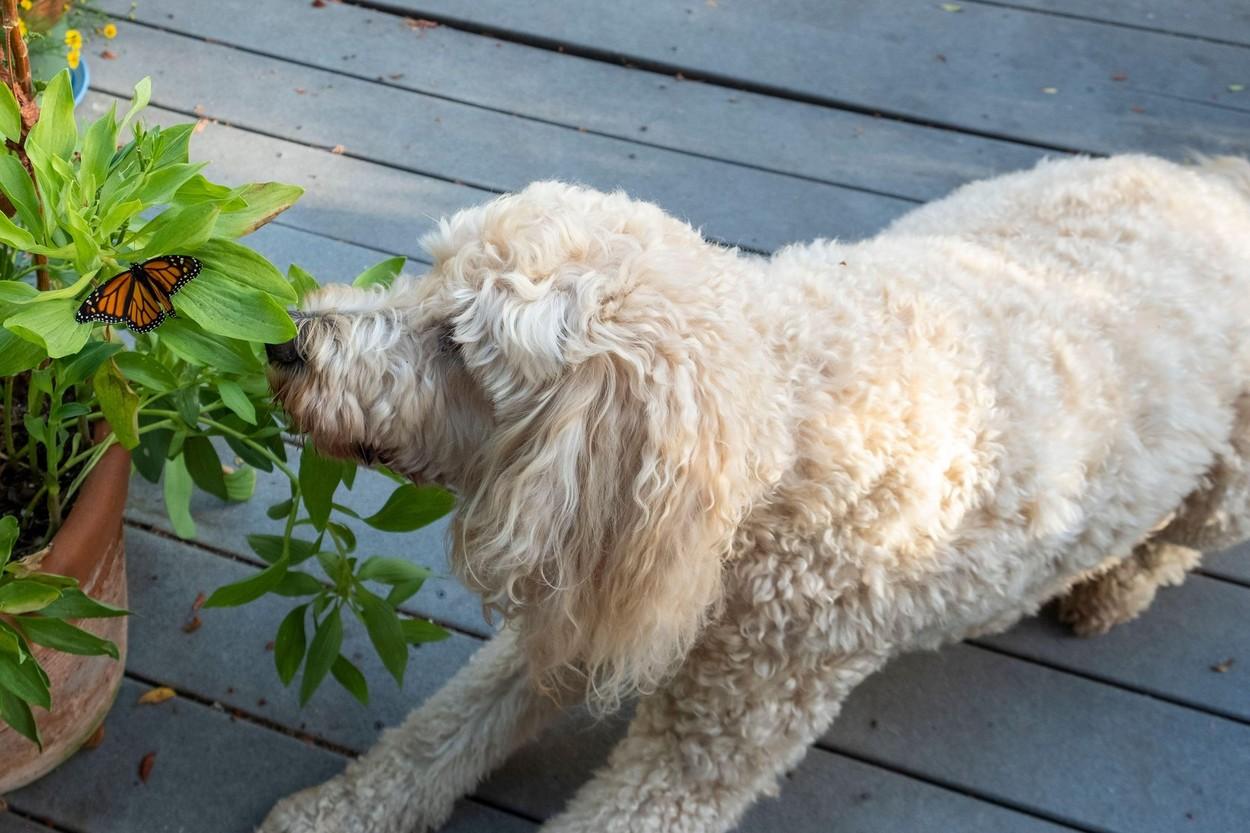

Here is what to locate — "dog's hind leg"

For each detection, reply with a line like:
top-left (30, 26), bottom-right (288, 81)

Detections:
top-left (1058, 539), bottom-right (1201, 636)
top-left (258, 628), bottom-right (558, 833)
top-left (1060, 393), bottom-right (1250, 637)
top-left (541, 643), bottom-right (884, 833)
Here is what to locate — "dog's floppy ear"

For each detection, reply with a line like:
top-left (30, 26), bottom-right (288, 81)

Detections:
top-left (452, 263), bottom-right (751, 710)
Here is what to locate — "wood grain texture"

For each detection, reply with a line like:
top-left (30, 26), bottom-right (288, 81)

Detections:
top-left (369, 0), bottom-right (1250, 155)
top-left (102, 0), bottom-right (1047, 202)
top-left (85, 22), bottom-right (915, 252)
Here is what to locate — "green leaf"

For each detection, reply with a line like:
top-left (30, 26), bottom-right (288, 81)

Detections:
top-left (188, 238), bottom-right (297, 305)
top-left (135, 162), bottom-right (206, 205)
top-left (400, 618), bottom-right (450, 645)
top-left (158, 317), bottom-right (262, 375)
top-left (0, 517), bottom-right (17, 566)
top-left (127, 204), bottom-right (221, 261)
top-left (273, 604), bottom-right (307, 685)
top-left (352, 257), bottom-right (406, 290)
top-left (172, 174), bottom-right (242, 208)
top-left (386, 578), bottom-right (427, 607)
top-left (0, 581), bottom-right (61, 614)
top-left (287, 264), bottom-right (320, 303)
top-left (299, 606), bottom-right (342, 705)
top-left (331, 655), bottom-right (370, 705)
top-left (0, 210), bottom-right (36, 249)
top-left (79, 102), bottom-right (119, 195)
top-left (171, 268), bottom-right (296, 344)
top-left (363, 485), bottom-right (455, 533)
top-left (357, 557), bottom-right (432, 586)
top-left (225, 433), bottom-right (274, 473)
top-left (5, 298), bottom-right (91, 359)
top-left (0, 689), bottom-right (41, 749)
top-left (17, 617), bottom-right (119, 659)
top-left (266, 498), bottom-right (294, 520)
top-left (326, 521), bottom-right (356, 554)
top-left (214, 182), bottom-right (304, 238)
top-left (0, 651), bottom-right (51, 709)
top-left (162, 455), bottom-right (197, 539)
top-left (273, 571), bottom-right (324, 597)
top-left (114, 351), bottom-right (178, 392)
top-left (0, 152), bottom-right (43, 233)
top-left (247, 535), bottom-right (319, 565)
top-left (93, 361), bottom-right (141, 450)
top-left (203, 555), bottom-right (289, 609)
top-left (183, 435), bottom-right (229, 501)
top-left (99, 198), bottom-right (145, 238)
top-left (132, 424), bottom-right (173, 484)
top-left (28, 71), bottom-right (77, 162)
top-left (0, 82), bottom-right (20, 144)
top-left (215, 379), bottom-right (256, 425)
top-left (59, 341), bottom-right (123, 387)
top-left (119, 77), bottom-right (152, 136)
top-left (300, 445), bottom-right (342, 532)
top-left (355, 589), bottom-right (407, 686)
top-left (37, 588), bottom-right (128, 619)
top-left (0, 328), bottom-right (45, 375)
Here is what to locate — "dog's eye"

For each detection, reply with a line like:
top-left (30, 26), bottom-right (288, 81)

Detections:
top-left (437, 324), bottom-right (459, 356)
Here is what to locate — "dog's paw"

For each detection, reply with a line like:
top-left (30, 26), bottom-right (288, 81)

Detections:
top-left (257, 776), bottom-right (375, 833)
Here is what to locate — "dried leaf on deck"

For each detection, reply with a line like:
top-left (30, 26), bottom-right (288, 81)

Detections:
top-left (138, 752), bottom-right (156, 784)
top-left (138, 686), bottom-right (177, 705)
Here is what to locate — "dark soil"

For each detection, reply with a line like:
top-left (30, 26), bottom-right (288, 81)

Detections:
top-left (0, 374), bottom-right (84, 558)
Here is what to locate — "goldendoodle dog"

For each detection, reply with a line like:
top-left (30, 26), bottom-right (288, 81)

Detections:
top-left (260, 155), bottom-right (1250, 833)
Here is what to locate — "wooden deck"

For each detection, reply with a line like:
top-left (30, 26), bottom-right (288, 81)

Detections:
top-left (4, 1), bottom-right (1250, 831)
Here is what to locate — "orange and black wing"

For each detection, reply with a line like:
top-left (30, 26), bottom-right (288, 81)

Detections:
top-left (74, 255), bottom-right (202, 333)
top-left (75, 269), bottom-right (138, 327)
top-left (136, 255), bottom-right (202, 296)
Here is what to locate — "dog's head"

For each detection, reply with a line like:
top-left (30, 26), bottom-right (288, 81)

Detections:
top-left (270, 182), bottom-right (762, 707)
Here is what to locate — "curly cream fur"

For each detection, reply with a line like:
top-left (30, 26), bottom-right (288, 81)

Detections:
top-left (261, 155), bottom-right (1250, 833)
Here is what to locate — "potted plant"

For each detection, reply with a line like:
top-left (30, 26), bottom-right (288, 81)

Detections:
top-left (17, 0), bottom-right (115, 103)
top-left (0, 6), bottom-right (452, 790)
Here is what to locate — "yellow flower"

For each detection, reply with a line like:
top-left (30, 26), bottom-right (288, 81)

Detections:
top-left (102, 22), bottom-right (117, 39)
top-left (67, 48), bottom-right (80, 69)
top-left (17, 19), bottom-right (26, 38)
top-left (65, 28), bottom-right (83, 48)
top-left (20, 0), bottom-right (32, 11)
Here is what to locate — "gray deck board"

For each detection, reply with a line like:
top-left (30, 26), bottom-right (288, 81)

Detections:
top-left (984, 574), bottom-right (1250, 721)
top-left (118, 528), bottom-right (1075, 833)
top-left (6, 682), bottom-right (531, 833)
top-left (974, 0), bottom-right (1250, 46)
top-left (87, 22), bottom-right (915, 251)
top-left (105, 0), bottom-right (1048, 202)
top-left (0, 816), bottom-right (56, 833)
top-left (377, 0), bottom-right (1250, 156)
top-left (827, 645), bottom-right (1250, 832)
top-left (1204, 541), bottom-right (1250, 585)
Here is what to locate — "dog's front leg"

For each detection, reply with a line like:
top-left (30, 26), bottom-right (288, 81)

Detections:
top-left (541, 647), bottom-right (883, 833)
top-left (258, 628), bottom-right (557, 833)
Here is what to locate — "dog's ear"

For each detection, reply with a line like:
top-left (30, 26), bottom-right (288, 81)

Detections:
top-left (452, 262), bottom-right (752, 710)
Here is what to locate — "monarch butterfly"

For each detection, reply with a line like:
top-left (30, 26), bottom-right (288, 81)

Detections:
top-left (74, 255), bottom-right (203, 333)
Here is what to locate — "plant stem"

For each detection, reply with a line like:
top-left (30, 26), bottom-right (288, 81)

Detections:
top-left (2, 375), bottom-right (14, 463)
top-left (139, 408), bottom-right (298, 481)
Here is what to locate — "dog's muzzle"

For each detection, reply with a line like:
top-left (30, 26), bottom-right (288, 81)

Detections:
top-left (266, 338), bottom-right (304, 368)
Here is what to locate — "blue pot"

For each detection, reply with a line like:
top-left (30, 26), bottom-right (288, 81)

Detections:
top-left (69, 56), bottom-right (89, 107)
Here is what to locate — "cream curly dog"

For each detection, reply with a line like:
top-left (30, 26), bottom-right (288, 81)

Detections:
top-left (261, 155), bottom-right (1250, 833)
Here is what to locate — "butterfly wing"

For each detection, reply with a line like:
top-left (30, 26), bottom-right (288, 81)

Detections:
top-left (75, 270), bottom-right (136, 326)
top-left (138, 255), bottom-right (202, 296)
top-left (75, 255), bottom-right (202, 333)
top-left (125, 272), bottom-right (172, 332)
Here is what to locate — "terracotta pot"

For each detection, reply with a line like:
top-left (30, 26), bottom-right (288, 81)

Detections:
top-left (0, 436), bottom-right (130, 792)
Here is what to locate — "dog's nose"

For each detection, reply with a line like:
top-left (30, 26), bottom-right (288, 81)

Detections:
top-left (266, 338), bottom-right (303, 367)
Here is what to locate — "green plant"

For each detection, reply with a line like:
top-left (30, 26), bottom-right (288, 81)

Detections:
top-left (0, 70), bottom-right (452, 746)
